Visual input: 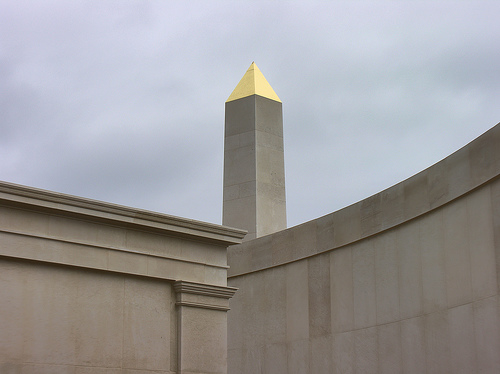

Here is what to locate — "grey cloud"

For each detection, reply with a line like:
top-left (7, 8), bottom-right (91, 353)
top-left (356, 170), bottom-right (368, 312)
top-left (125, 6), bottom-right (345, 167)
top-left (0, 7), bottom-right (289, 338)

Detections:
top-left (1, 1), bottom-right (498, 227)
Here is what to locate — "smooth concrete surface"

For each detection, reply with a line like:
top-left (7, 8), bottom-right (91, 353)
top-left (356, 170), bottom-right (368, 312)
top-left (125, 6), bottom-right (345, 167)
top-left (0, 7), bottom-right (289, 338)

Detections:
top-left (0, 259), bottom-right (174, 373)
top-left (223, 94), bottom-right (286, 240)
top-left (228, 123), bottom-right (500, 373)
top-left (0, 182), bottom-right (244, 373)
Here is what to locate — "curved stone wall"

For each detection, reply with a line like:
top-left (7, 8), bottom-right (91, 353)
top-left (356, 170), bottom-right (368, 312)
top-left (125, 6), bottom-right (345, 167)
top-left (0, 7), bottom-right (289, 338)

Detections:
top-left (228, 123), bottom-right (500, 373)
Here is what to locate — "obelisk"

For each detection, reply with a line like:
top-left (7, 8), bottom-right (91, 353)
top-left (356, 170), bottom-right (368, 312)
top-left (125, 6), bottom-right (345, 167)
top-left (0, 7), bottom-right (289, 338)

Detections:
top-left (223, 62), bottom-right (287, 241)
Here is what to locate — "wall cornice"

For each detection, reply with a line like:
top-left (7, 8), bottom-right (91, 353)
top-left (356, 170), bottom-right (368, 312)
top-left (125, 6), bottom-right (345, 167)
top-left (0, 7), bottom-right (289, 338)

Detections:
top-left (174, 280), bottom-right (238, 311)
top-left (0, 180), bottom-right (246, 245)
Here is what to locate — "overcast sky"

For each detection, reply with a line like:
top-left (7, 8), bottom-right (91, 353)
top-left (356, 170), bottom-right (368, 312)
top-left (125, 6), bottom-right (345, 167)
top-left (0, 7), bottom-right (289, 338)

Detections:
top-left (1, 1), bottom-right (499, 228)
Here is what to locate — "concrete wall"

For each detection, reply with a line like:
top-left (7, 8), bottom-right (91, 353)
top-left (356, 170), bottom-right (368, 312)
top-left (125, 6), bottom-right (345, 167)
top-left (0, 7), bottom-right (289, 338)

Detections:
top-left (227, 123), bottom-right (500, 373)
top-left (0, 182), bottom-right (245, 374)
top-left (0, 259), bottom-right (174, 374)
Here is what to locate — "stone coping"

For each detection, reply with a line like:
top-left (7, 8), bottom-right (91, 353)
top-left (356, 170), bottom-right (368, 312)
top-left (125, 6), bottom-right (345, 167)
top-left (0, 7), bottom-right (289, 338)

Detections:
top-left (228, 122), bottom-right (500, 277)
top-left (0, 180), bottom-right (246, 245)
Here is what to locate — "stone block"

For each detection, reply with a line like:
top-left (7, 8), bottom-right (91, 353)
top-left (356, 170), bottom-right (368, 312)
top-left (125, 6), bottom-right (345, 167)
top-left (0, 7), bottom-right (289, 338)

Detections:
top-left (146, 256), bottom-right (178, 280)
top-left (0, 261), bottom-right (25, 362)
top-left (256, 194), bottom-right (286, 237)
top-left (203, 264), bottom-right (228, 286)
top-left (96, 225), bottom-right (127, 248)
top-left (227, 348), bottom-right (242, 374)
top-left (223, 145), bottom-right (256, 186)
top-left (147, 257), bottom-right (205, 284)
top-left (427, 154), bottom-right (450, 208)
top-left (224, 96), bottom-right (255, 137)
top-left (286, 260), bottom-right (309, 342)
top-left (315, 213), bottom-right (335, 253)
top-left (177, 308), bottom-right (227, 374)
top-left (250, 233), bottom-right (273, 270)
top-left (354, 327), bottom-right (378, 374)
top-left (256, 147), bottom-right (286, 185)
top-left (397, 222), bottom-right (423, 319)
top-left (360, 193), bottom-right (382, 237)
top-left (236, 274), bottom-right (261, 347)
top-left (19, 265), bottom-right (125, 368)
top-left (400, 316), bottom-right (426, 374)
top-left (263, 343), bottom-right (287, 374)
top-left (262, 268), bottom-right (286, 343)
top-left (310, 335), bottom-right (332, 373)
top-left (308, 254), bottom-right (331, 337)
top-left (446, 147), bottom-right (472, 200)
top-left (122, 278), bottom-right (171, 371)
top-left (227, 277), bottom-right (246, 350)
top-left (256, 130), bottom-right (283, 151)
top-left (255, 96), bottom-right (283, 137)
top-left (72, 273), bottom-right (125, 368)
top-left (332, 204), bottom-right (361, 248)
top-left (286, 340), bottom-right (309, 374)
top-left (224, 133), bottom-right (240, 151)
top-left (57, 242), bottom-right (109, 270)
top-left (491, 178), bottom-right (500, 291)
top-left (125, 230), bottom-right (169, 257)
top-left (424, 311), bottom-right (450, 374)
top-left (380, 183), bottom-right (405, 230)
top-left (244, 269), bottom-right (286, 345)
top-left (271, 228), bottom-right (293, 265)
top-left (0, 206), bottom-right (49, 236)
top-left (239, 180), bottom-right (256, 198)
top-left (443, 199), bottom-right (472, 308)
top-left (332, 331), bottom-right (354, 374)
top-left (378, 322), bottom-right (402, 373)
top-left (420, 210), bottom-right (447, 314)
top-left (403, 171), bottom-right (430, 220)
top-left (239, 130), bottom-right (255, 148)
top-left (107, 249), bottom-right (148, 276)
top-left (375, 233), bottom-right (400, 324)
top-left (223, 184), bottom-right (240, 202)
top-left (180, 241), bottom-right (225, 266)
top-left (0, 231), bottom-right (43, 264)
top-left (467, 188), bottom-right (497, 300)
top-left (227, 242), bottom-right (252, 276)
top-left (241, 347), bottom-right (263, 374)
top-left (48, 215), bottom-right (99, 244)
top-left (291, 220), bottom-right (317, 259)
top-left (473, 296), bottom-right (500, 372)
top-left (223, 195), bottom-right (256, 238)
top-left (469, 123), bottom-right (500, 185)
top-left (330, 247), bottom-right (354, 333)
top-left (206, 245), bottom-right (229, 268)
top-left (449, 303), bottom-right (476, 373)
top-left (352, 240), bottom-right (376, 329)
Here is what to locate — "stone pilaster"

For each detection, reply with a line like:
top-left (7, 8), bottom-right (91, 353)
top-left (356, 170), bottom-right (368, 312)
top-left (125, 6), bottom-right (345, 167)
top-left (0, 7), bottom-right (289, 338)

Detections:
top-left (174, 281), bottom-right (237, 374)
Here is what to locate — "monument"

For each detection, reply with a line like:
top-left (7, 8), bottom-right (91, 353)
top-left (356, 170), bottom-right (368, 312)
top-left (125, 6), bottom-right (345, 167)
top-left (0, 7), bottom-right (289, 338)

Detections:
top-left (223, 62), bottom-right (287, 240)
top-left (0, 62), bottom-right (499, 373)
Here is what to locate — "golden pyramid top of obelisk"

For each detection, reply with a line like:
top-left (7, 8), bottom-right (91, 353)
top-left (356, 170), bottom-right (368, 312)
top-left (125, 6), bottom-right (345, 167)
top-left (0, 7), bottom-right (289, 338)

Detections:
top-left (226, 62), bottom-right (281, 103)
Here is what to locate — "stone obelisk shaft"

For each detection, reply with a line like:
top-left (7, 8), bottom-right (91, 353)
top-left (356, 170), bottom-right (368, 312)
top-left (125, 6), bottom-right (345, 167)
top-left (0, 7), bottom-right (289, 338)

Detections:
top-left (223, 63), bottom-right (286, 241)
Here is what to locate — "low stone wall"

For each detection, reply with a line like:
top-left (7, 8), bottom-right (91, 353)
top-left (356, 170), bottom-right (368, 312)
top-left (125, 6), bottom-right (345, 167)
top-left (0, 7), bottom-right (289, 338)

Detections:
top-left (228, 123), bottom-right (500, 373)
